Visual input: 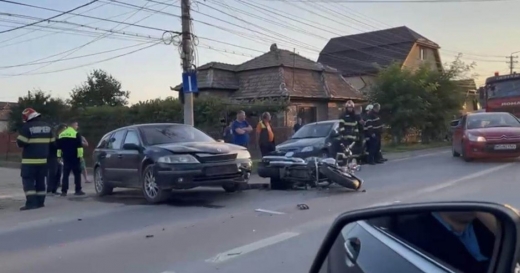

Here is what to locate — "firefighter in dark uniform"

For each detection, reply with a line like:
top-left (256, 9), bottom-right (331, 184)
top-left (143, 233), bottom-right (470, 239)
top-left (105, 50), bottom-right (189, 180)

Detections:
top-left (335, 100), bottom-right (361, 166)
top-left (354, 105), bottom-right (367, 164)
top-left (16, 108), bottom-right (54, 211)
top-left (365, 103), bottom-right (384, 165)
top-left (56, 125), bottom-right (85, 196)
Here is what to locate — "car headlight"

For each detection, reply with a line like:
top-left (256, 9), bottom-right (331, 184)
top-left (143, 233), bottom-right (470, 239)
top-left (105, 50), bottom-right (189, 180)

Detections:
top-left (236, 150), bottom-right (251, 159)
top-left (467, 134), bottom-right (486, 142)
top-left (301, 146), bottom-right (314, 152)
top-left (157, 154), bottom-right (199, 164)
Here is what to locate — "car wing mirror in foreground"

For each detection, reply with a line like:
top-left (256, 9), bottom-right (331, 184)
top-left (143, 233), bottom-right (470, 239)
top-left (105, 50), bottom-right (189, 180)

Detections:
top-left (122, 143), bottom-right (141, 151)
top-left (310, 201), bottom-right (520, 273)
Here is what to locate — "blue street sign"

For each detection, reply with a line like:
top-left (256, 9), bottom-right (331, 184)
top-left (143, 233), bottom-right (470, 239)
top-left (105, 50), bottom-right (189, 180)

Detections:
top-left (182, 71), bottom-right (198, 93)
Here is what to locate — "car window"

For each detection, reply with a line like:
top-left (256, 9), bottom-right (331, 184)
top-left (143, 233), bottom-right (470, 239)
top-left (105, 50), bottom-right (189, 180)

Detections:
top-left (467, 113), bottom-right (520, 129)
top-left (108, 130), bottom-right (126, 149)
top-left (292, 123), bottom-right (334, 139)
top-left (96, 133), bottom-right (112, 149)
top-left (123, 130), bottom-right (140, 146)
top-left (140, 124), bottom-right (214, 145)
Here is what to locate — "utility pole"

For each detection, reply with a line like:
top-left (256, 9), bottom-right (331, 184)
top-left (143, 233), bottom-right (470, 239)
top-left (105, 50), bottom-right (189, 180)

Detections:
top-left (507, 54), bottom-right (519, 74)
top-left (181, 0), bottom-right (194, 125)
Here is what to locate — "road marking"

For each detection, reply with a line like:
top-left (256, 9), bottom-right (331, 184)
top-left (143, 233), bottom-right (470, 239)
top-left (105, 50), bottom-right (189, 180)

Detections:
top-left (255, 208), bottom-right (285, 215)
top-left (205, 232), bottom-right (300, 263)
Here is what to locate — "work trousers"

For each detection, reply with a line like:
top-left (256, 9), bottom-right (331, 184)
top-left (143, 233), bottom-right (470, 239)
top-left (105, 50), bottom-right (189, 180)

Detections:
top-left (21, 164), bottom-right (47, 208)
top-left (46, 158), bottom-right (61, 193)
top-left (368, 135), bottom-right (382, 164)
top-left (259, 142), bottom-right (275, 157)
top-left (61, 160), bottom-right (82, 194)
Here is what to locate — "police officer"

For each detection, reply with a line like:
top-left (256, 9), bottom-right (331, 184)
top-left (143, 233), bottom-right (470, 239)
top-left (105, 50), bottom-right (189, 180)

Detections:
top-left (365, 103), bottom-right (384, 165)
top-left (47, 124), bottom-right (67, 195)
top-left (336, 100), bottom-right (361, 166)
top-left (16, 108), bottom-right (54, 211)
top-left (56, 124), bottom-right (85, 196)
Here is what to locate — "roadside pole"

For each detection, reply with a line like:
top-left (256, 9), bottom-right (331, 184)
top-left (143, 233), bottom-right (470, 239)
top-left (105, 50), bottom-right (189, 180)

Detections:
top-left (181, 0), bottom-right (195, 125)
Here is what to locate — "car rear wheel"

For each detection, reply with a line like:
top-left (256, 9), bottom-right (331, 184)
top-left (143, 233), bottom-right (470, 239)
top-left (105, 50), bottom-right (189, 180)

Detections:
top-left (141, 164), bottom-right (171, 204)
top-left (94, 167), bottom-right (113, 196)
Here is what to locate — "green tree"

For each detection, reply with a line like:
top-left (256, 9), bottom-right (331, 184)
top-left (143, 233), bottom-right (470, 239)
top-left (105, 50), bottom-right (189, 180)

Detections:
top-left (370, 56), bottom-right (471, 144)
top-left (9, 89), bottom-right (68, 132)
top-left (68, 69), bottom-right (130, 109)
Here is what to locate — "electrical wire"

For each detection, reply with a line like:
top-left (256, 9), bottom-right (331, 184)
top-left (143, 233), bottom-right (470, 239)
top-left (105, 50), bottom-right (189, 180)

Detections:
top-left (262, 0), bottom-right (517, 3)
top-left (0, 0), bottom-right (100, 34)
top-left (0, 0), bottom-right (180, 34)
top-left (0, 42), bottom-right (162, 77)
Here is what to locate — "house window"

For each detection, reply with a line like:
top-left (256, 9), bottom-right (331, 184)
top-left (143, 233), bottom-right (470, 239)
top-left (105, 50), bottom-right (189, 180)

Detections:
top-left (297, 106), bottom-right (317, 124)
top-left (420, 48), bottom-right (425, 60)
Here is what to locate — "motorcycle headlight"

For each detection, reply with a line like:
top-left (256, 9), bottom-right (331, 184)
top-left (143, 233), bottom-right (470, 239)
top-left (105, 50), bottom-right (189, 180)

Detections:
top-left (301, 146), bottom-right (314, 152)
top-left (157, 154), bottom-right (199, 164)
top-left (236, 150), bottom-right (251, 159)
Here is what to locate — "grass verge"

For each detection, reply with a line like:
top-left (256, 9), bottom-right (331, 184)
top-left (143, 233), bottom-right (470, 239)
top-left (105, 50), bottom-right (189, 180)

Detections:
top-left (383, 141), bottom-right (450, 153)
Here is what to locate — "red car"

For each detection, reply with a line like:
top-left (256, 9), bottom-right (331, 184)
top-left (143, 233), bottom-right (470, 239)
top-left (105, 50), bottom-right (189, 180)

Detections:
top-left (452, 112), bottom-right (520, 161)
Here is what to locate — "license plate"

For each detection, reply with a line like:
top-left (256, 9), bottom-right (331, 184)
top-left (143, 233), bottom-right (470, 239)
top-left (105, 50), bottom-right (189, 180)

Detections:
top-left (205, 165), bottom-right (238, 176)
top-left (494, 144), bottom-right (517, 150)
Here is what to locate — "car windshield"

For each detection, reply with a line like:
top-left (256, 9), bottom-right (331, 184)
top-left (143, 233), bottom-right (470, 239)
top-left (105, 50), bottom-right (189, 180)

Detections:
top-left (140, 124), bottom-right (215, 145)
top-left (486, 79), bottom-right (520, 99)
top-left (292, 122), bottom-right (333, 139)
top-left (466, 113), bottom-right (520, 129)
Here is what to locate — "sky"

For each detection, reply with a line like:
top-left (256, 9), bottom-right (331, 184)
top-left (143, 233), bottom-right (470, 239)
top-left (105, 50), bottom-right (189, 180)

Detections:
top-left (0, 0), bottom-right (519, 104)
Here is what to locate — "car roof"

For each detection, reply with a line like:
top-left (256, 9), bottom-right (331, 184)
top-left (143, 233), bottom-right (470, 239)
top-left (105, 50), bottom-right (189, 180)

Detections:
top-left (466, 111), bottom-right (511, 117)
top-left (304, 119), bottom-right (339, 125)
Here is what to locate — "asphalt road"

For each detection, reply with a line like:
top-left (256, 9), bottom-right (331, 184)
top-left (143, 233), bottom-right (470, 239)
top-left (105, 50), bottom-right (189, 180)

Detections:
top-left (0, 148), bottom-right (518, 273)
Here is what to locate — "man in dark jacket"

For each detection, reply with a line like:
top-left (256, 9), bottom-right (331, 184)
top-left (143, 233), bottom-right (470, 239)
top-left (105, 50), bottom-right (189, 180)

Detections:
top-left (335, 100), bottom-right (361, 166)
top-left (56, 125), bottom-right (85, 196)
top-left (393, 212), bottom-right (495, 273)
top-left (365, 103), bottom-right (384, 165)
top-left (46, 124), bottom-right (67, 195)
top-left (16, 108), bottom-right (54, 210)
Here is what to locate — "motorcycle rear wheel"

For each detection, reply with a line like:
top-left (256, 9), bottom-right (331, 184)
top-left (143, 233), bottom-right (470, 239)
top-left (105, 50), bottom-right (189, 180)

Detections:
top-left (320, 165), bottom-right (362, 190)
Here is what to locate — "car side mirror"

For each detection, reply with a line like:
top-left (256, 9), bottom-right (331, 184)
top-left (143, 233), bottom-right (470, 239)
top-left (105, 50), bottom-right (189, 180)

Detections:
top-left (330, 129), bottom-right (340, 137)
top-left (216, 139), bottom-right (225, 143)
top-left (310, 201), bottom-right (520, 273)
top-left (450, 120), bottom-right (460, 127)
top-left (122, 143), bottom-right (141, 151)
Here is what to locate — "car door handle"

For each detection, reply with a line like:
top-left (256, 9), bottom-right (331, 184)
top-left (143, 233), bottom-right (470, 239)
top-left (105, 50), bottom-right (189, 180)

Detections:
top-left (344, 238), bottom-right (360, 264)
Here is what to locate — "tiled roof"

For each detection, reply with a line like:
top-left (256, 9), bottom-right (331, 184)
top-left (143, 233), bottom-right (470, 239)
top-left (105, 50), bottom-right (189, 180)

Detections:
top-left (173, 44), bottom-right (364, 101)
top-left (454, 79), bottom-right (477, 90)
top-left (319, 26), bottom-right (438, 76)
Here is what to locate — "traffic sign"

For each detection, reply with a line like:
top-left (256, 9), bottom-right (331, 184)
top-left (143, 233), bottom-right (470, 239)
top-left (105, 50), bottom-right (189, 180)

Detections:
top-left (182, 71), bottom-right (198, 93)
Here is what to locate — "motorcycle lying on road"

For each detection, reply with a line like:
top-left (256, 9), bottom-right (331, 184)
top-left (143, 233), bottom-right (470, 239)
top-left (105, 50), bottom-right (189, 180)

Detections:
top-left (257, 141), bottom-right (364, 191)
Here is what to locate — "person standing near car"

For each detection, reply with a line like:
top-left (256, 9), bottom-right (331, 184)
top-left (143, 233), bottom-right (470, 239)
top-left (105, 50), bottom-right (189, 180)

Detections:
top-left (336, 100), bottom-right (361, 166)
top-left (293, 117), bottom-right (303, 133)
top-left (57, 124), bottom-right (85, 196)
top-left (16, 108), bottom-right (54, 210)
top-left (365, 103), bottom-right (384, 165)
top-left (70, 122), bottom-right (91, 184)
top-left (46, 124), bottom-right (67, 196)
top-left (232, 110), bottom-right (253, 148)
top-left (256, 112), bottom-right (275, 157)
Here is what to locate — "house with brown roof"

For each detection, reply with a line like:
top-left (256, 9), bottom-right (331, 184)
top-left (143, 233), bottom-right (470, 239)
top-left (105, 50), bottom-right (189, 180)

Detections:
top-left (0, 101), bottom-right (17, 132)
top-left (454, 79), bottom-right (479, 114)
top-left (318, 26), bottom-right (443, 94)
top-left (173, 43), bottom-right (365, 127)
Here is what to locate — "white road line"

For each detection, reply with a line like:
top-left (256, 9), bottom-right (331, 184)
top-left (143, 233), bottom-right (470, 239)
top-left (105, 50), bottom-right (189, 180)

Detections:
top-left (255, 208), bottom-right (285, 215)
top-left (205, 232), bottom-right (300, 263)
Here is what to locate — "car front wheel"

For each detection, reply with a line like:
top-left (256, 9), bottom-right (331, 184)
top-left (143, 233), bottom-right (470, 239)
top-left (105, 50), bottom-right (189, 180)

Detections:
top-left (141, 164), bottom-right (171, 204)
top-left (94, 166), bottom-right (113, 196)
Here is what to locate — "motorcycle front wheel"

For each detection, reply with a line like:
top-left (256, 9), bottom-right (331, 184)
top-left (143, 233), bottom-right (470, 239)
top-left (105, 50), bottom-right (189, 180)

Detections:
top-left (320, 165), bottom-right (362, 190)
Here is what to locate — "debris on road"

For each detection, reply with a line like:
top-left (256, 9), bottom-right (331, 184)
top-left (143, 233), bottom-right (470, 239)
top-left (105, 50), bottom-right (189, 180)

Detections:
top-left (297, 204), bottom-right (309, 210)
top-left (77, 218), bottom-right (82, 221)
top-left (145, 235), bottom-right (154, 238)
top-left (255, 208), bottom-right (285, 215)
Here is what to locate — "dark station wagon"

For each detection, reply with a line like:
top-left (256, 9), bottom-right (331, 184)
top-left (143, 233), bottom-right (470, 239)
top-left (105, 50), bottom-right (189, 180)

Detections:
top-left (92, 123), bottom-right (252, 204)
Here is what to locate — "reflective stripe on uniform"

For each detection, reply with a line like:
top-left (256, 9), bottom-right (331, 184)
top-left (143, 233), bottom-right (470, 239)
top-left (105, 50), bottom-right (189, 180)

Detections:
top-left (27, 138), bottom-right (53, 143)
top-left (25, 190), bottom-right (36, 196)
top-left (21, 158), bottom-right (47, 164)
top-left (36, 191), bottom-right (47, 196)
top-left (57, 149), bottom-right (62, 157)
top-left (77, 147), bottom-right (84, 158)
top-left (17, 135), bottom-right (29, 143)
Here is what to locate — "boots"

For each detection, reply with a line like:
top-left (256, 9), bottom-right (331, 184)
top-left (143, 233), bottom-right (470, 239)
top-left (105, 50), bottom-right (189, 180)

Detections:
top-left (36, 195), bottom-right (46, 208)
top-left (20, 195), bottom-right (39, 211)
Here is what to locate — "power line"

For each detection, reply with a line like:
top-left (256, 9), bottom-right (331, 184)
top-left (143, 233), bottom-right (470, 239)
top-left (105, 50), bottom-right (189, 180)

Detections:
top-left (262, 0), bottom-right (516, 3)
top-left (0, 0), bottom-right (180, 34)
top-left (0, 42), bottom-right (162, 77)
top-left (0, 0), bottom-right (99, 34)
